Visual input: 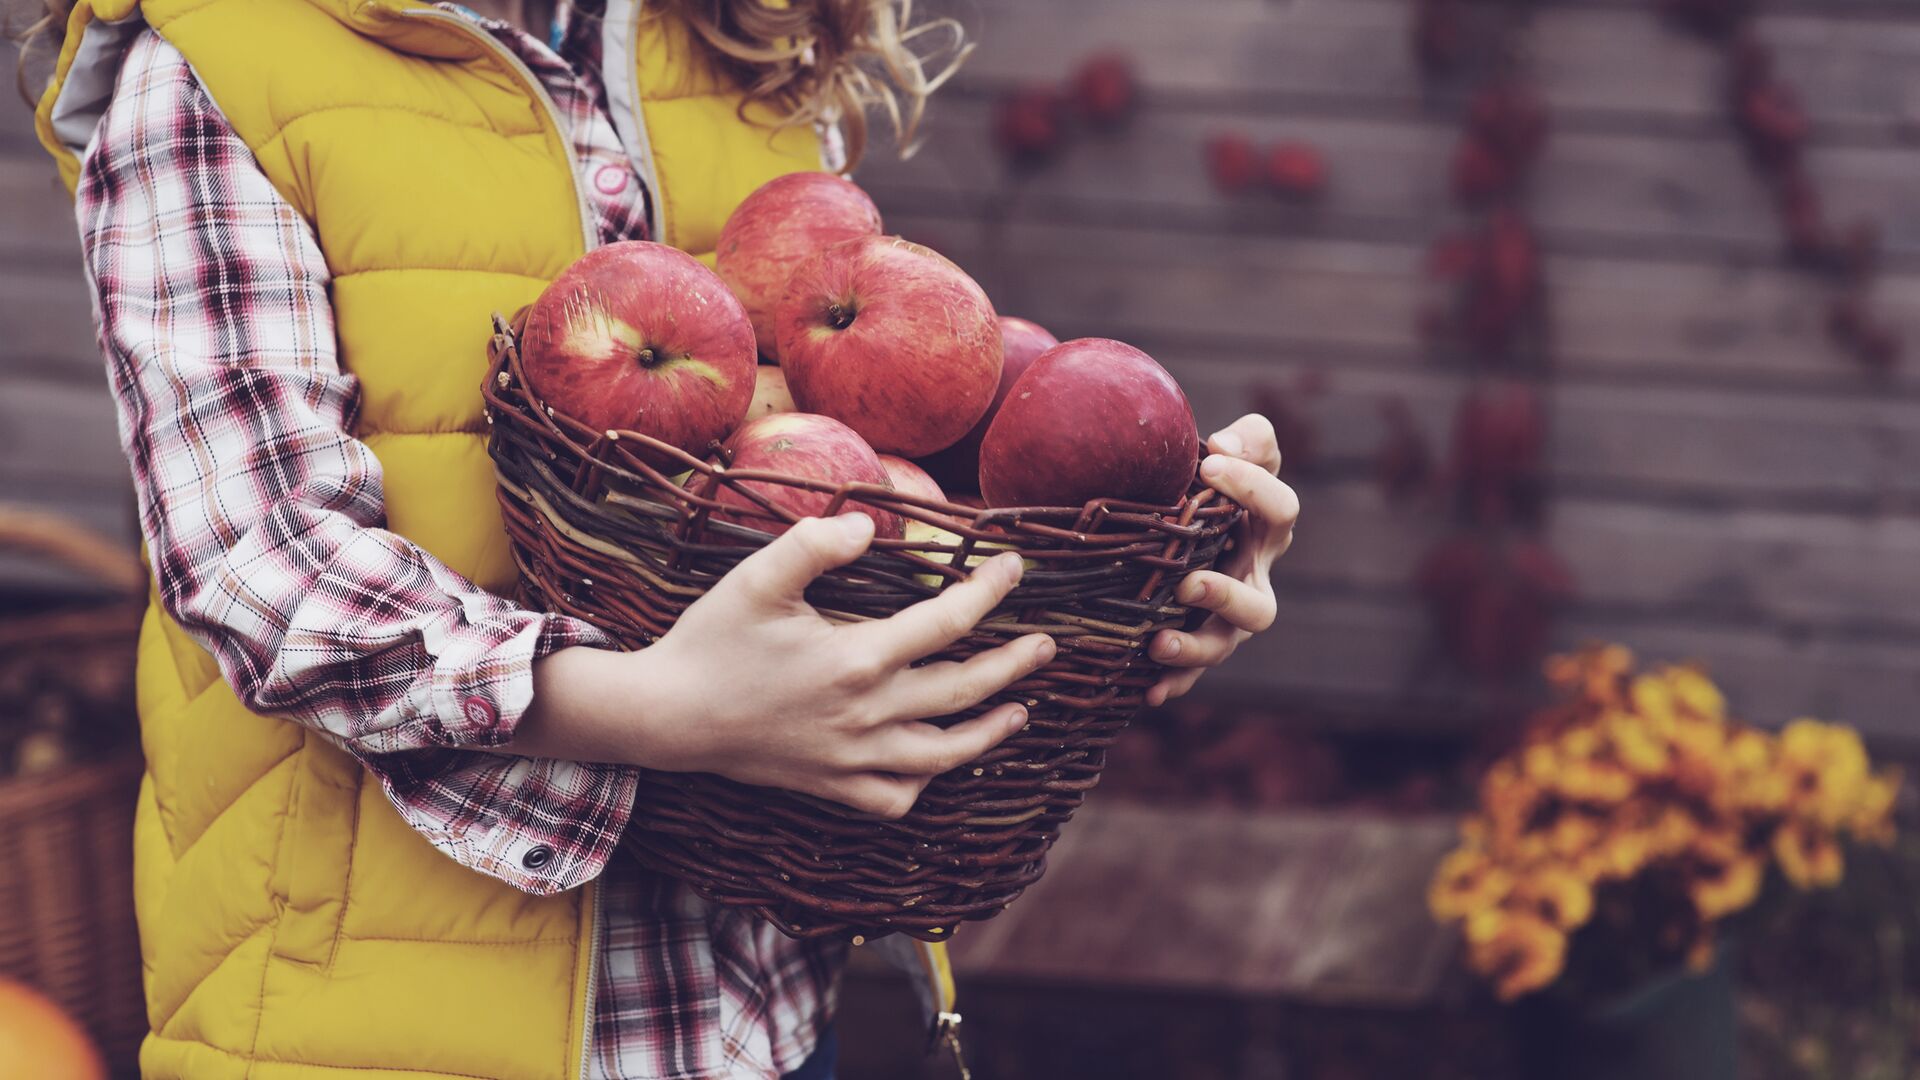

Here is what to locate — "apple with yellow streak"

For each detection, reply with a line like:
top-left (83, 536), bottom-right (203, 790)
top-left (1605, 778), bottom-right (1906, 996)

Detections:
top-left (520, 241), bottom-right (757, 463)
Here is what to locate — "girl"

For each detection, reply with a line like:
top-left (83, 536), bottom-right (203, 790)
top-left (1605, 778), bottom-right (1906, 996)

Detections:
top-left (21, 0), bottom-right (1298, 1076)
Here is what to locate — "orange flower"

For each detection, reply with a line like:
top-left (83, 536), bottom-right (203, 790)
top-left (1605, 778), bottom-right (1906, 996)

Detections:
top-left (1850, 770), bottom-right (1900, 846)
top-left (1510, 864), bottom-right (1595, 931)
top-left (1429, 848), bottom-right (1512, 922)
top-left (1778, 719), bottom-right (1870, 827)
top-left (1465, 909), bottom-right (1568, 1001)
top-left (1773, 819), bottom-right (1844, 889)
top-left (1686, 830), bottom-right (1764, 920)
top-left (1664, 665), bottom-right (1726, 720)
top-left (1551, 757), bottom-right (1637, 805)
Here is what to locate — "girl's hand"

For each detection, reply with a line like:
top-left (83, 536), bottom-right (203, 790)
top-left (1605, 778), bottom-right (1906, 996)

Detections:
top-left (1146, 414), bottom-right (1299, 707)
top-left (520, 513), bottom-right (1054, 819)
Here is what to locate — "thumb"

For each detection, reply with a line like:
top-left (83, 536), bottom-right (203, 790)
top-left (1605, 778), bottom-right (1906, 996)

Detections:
top-left (728, 513), bottom-right (875, 604)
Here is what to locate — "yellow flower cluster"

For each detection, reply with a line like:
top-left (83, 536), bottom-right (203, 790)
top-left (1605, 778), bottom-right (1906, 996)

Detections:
top-left (1430, 645), bottom-right (1900, 1001)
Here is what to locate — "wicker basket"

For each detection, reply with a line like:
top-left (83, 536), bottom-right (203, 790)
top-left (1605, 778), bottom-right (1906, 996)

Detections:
top-left (483, 312), bottom-right (1242, 942)
top-left (0, 508), bottom-right (146, 1066)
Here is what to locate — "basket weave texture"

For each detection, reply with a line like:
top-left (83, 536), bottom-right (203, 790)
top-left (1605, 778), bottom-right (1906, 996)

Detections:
top-left (0, 508), bottom-right (146, 1066)
top-left (483, 312), bottom-right (1242, 941)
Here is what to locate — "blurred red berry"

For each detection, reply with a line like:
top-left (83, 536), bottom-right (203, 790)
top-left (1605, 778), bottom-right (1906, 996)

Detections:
top-left (1776, 169), bottom-right (1831, 265)
top-left (1206, 133), bottom-right (1259, 194)
top-left (1266, 140), bottom-right (1327, 199)
top-left (1450, 136), bottom-right (1511, 205)
top-left (993, 86), bottom-right (1067, 165)
top-left (1467, 81), bottom-right (1549, 166)
top-left (1451, 380), bottom-right (1545, 522)
top-left (1070, 52), bottom-right (1138, 130)
top-left (1736, 79), bottom-right (1808, 167)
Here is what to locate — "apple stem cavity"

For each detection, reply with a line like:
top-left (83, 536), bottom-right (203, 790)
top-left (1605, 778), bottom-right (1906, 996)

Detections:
top-left (826, 303), bottom-right (857, 330)
top-left (636, 346), bottom-right (663, 368)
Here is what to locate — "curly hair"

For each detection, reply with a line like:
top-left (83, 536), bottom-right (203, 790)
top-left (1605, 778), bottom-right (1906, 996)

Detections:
top-left (12, 0), bottom-right (968, 167)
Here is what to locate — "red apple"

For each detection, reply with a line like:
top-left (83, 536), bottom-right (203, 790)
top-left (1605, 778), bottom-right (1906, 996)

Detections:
top-left (917, 315), bottom-right (1060, 490)
top-left (979, 339), bottom-right (1199, 508)
top-left (704, 412), bottom-right (902, 538)
top-left (520, 240), bottom-right (756, 462)
top-left (775, 236), bottom-right (1002, 457)
top-left (746, 365), bottom-right (796, 421)
top-left (878, 454), bottom-right (946, 505)
top-left (716, 173), bottom-right (884, 359)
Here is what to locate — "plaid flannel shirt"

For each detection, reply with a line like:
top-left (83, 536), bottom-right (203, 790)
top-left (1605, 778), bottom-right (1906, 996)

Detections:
top-left (75, 8), bottom-right (841, 1077)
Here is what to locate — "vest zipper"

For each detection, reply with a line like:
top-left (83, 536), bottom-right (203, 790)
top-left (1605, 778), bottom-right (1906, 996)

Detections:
top-left (394, 14), bottom-right (605, 1076)
top-left (578, 879), bottom-right (604, 1080)
top-left (401, 7), bottom-right (600, 255)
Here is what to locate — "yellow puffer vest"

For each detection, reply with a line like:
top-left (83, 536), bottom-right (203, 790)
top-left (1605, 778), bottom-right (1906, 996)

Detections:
top-left (36, 2), bottom-right (821, 1076)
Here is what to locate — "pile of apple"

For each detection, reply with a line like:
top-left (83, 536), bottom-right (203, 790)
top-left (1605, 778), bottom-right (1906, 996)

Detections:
top-left (517, 172), bottom-right (1201, 542)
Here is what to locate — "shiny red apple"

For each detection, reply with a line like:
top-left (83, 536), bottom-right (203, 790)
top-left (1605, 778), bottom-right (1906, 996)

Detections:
top-left (878, 454), bottom-right (946, 505)
top-left (716, 173), bottom-right (884, 358)
top-left (775, 236), bottom-right (1002, 458)
top-left (980, 338), bottom-right (1199, 508)
top-left (745, 365), bottom-right (796, 422)
top-left (704, 412), bottom-right (902, 538)
top-left (917, 315), bottom-right (1060, 491)
top-left (519, 241), bottom-right (756, 460)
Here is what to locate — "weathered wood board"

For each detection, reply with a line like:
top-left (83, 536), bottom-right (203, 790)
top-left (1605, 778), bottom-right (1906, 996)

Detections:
top-left (947, 801), bottom-right (1462, 1006)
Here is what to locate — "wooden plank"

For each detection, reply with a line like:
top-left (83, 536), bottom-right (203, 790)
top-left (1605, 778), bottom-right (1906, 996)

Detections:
top-left (0, 375), bottom-right (131, 489)
top-left (0, 153), bottom-right (81, 263)
top-left (1104, 342), bottom-right (1920, 507)
top-left (880, 212), bottom-right (1920, 393)
top-left (1210, 591), bottom-right (1920, 742)
top-left (948, 801), bottom-right (1461, 1005)
top-left (870, 99), bottom-right (1920, 263)
top-left (0, 263), bottom-right (101, 373)
top-left (0, 480), bottom-right (137, 599)
top-left (949, 0), bottom-right (1920, 139)
top-left (1273, 481), bottom-right (1920, 634)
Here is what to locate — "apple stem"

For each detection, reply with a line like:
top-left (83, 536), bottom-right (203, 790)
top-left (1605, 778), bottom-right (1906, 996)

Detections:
top-left (826, 303), bottom-right (856, 330)
top-left (637, 347), bottom-right (660, 367)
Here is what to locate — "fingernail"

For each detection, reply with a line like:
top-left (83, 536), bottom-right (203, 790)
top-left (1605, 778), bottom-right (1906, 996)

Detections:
top-left (1161, 636), bottom-right (1182, 659)
top-left (1182, 577), bottom-right (1208, 604)
top-left (837, 512), bottom-right (873, 538)
top-left (997, 552), bottom-right (1025, 583)
top-left (1212, 430), bottom-right (1244, 456)
top-left (1201, 455), bottom-right (1229, 481)
top-left (1006, 706), bottom-right (1029, 731)
top-left (1034, 636), bottom-right (1057, 664)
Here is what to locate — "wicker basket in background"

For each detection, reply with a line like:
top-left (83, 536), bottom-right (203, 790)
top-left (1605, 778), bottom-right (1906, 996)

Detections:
top-left (483, 312), bottom-right (1243, 942)
top-left (0, 507), bottom-right (147, 1068)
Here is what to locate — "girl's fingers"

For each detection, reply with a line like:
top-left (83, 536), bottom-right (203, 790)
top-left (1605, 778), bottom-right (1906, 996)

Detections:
top-left (1200, 455), bottom-right (1300, 535)
top-left (1147, 667), bottom-right (1205, 708)
top-left (1177, 570), bottom-right (1278, 634)
top-left (1208, 414), bottom-right (1283, 475)
top-left (1149, 619), bottom-right (1244, 669)
top-left (886, 634), bottom-right (1056, 721)
top-left (860, 552), bottom-right (1026, 665)
top-left (817, 772), bottom-right (931, 821)
top-left (855, 702), bottom-right (1030, 776)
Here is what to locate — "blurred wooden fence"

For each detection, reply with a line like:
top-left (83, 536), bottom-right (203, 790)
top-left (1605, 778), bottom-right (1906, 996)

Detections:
top-left (857, 0), bottom-right (1920, 740)
top-left (4, 0), bottom-right (1918, 738)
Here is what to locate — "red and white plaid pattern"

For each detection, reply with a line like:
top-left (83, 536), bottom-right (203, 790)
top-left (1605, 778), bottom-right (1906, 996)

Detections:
top-left (76, 10), bottom-right (838, 1077)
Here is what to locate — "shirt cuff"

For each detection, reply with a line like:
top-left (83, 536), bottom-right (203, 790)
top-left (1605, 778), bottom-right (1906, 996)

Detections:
top-left (425, 609), bottom-right (618, 748)
top-left (369, 749), bottom-right (641, 895)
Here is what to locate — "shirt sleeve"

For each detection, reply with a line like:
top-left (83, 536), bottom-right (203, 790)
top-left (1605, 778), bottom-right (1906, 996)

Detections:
top-left (75, 30), bottom-right (638, 895)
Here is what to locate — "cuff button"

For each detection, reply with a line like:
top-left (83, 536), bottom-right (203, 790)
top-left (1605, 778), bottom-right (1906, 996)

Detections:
top-left (460, 695), bottom-right (499, 729)
top-left (522, 845), bottom-right (555, 871)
